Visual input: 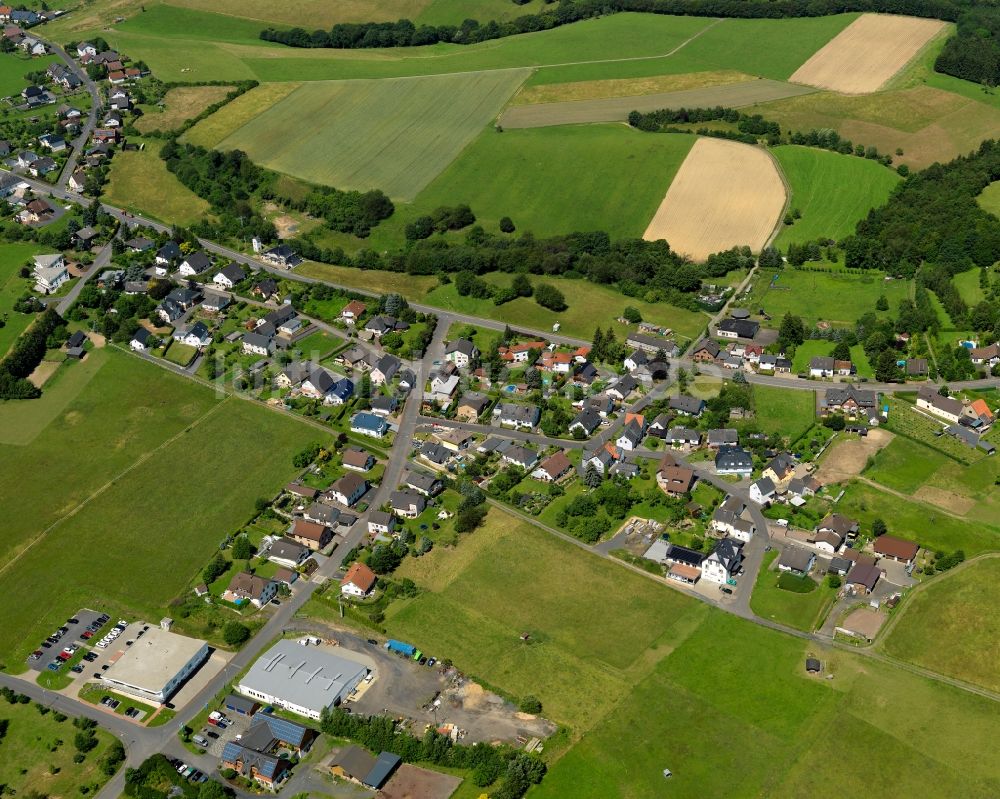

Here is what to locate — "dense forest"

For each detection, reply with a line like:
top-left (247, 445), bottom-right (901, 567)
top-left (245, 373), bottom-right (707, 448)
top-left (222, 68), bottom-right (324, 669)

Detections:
top-left (259, 0), bottom-right (1000, 86)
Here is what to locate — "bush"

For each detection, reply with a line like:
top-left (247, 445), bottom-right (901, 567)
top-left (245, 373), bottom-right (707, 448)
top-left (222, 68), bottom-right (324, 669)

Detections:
top-left (534, 283), bottom-right (567, 312)
top-left (826, 574), bottom-right (842, 589)
top-left (222, 622), bottom-right (251, 647)
top-left (518, 695), bottom-right (542, 714)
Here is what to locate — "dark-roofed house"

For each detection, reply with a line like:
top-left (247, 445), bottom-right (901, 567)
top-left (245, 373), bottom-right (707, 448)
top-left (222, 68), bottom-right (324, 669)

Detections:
top-left (368, 511), bottom-right (396, 536)
top-left (178, 251), bottom-right (211, 276)
top-left (669, 395), bottom-right (704, 417)
top-left (707, 428), bottom-right (738, 448)
top-left (330, 747), bottom-right (402, 789)
top-left (252, 278), bottom-right (278, 300)
top-left (214, 261), bottom-right (246, 289)
top-left (701, 539), bottom-right (743, 584)
top-left (304, 503), bottom-right (341, 527)
top-left (404, 471), bottom-right (442, 497)
top-left (846, 561), bottom-right (882, 594)
top-left (691, 339), bottom-right (721, 362)
top-left (762, 452), bottom-right (796, 484)
top-left (906, 358), bottom-right (928, 377)
top-left (445, 338), bottom-right (479, 368)
top-left (267, 537), bottom-right (309, 569)
top-left (223, 572), bottom-right (276, 608)
top-left (778, 548), bottom-right (815, 576)
top-left (916, 386), bottom-right (964, 424)
top-left (419, 440), bottom-right (449, 466)
top-left (873, 534), bottom-right (919, 565)
top-left (263, 243), bottom-right (303, 268)
top-left (390, 490), bottom-right (425, 519)
top-left (154, 241), bottom-right (180, 266)
top-left (221, 741), bottom-right (288, 788)
top-left (818, 514), bottom-right (859, 541)
top-left (503, 445), bottom-right (539, 471)
top-left (823, 385), bottom-right (878, 415)
top-left (329, 473), bottom-right (368, 507)
top-left (715, 446), bottom-right (753, 476)
top-left (456, 391), bottom-right (490, 422)
top-left (656, 460), bottom-right (696, 497)
top-left (607, 374), bottom-right (638, 401)
top-left (666, 426), bottom-right (701, 448)
top-left (495, 402), bottom-right (540, 430)
top-left (716, 318), bottom-right (760, 339)
top-left (569, 407), bottom-right (602, 437)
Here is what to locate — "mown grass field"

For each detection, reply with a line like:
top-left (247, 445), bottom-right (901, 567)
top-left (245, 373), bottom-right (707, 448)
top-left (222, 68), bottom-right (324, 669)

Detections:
top-left (772, 145), bottom-right (900, 247)
top-left (790, 339), bottom-right (873, 378)
top-left (383, 125), bottom-right (695, 239)
top-left (0, 350), bottom-right (320, 667)
top-left (104, 139), bottom-right (211, 225)
top-left (0, 242), bottom-right (47, 357)
top-left (953, 267), bottom-right (985, 305)
top-left (0, 50), bottom-right (60, 97)
top-left (0, 699), bottom-right (118, 796)
top-left (882, 557), bottom-right (1000, 693)
top-left (135, 84), bottom-right (234, 133)
top-left (217, 71), bottom-right (528, 200)
top-left (753, 385), bottom-right (816, 441)
top-left (391, 511), bottom-right (1000, 798)
top-left (750, 550), bottom-right (836, 631)
top-left (748, 268), bottom-right (910, 329)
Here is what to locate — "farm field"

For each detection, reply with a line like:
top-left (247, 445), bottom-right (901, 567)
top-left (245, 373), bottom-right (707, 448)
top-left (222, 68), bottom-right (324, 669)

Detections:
top-left (104, 139), bottom-right (211, 225)
top-left (643, 138), bottom-right (786, 259)
top-left (0, 350), bottom-right (319, 666)
top-left (389, 506), bottom-right (1000, 799)
top-left (135, 84), bottom-right (234, 133)
top-left (753, 385), bottom-right (816, 441)
top-left (388, 125), bottom-right (696, 240)
top-left (748, 268), bottom-right (910, 329)
top-left (772, 146), bottom-right (900, 247)
top-left (0, 700), bottom-right (119, 797)
top-left (216, 71), bottom-right (529, 200)
top-left (882, 557), bottom-right (1000, 693)
top-left (789, 14), bottom-right (947, 94)
top-left (979, 181), bottom-right (1000, 217)
top-left (513, 69), bottom-right (753, 104)
top-left (752, 82), bottom-right (1000, 170)
top-left (181, 81), bottom-right (300, 147)
top-left (0, 242), bottom-right (48, 357)
top-left (499, 79), bottom-right (814, 129)
top-left (751, 551), bottom-right (836, 631)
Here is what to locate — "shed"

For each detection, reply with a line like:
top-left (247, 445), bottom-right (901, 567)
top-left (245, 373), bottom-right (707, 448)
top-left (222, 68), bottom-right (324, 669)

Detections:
top-left (805, 657), bottom-right (821, 673)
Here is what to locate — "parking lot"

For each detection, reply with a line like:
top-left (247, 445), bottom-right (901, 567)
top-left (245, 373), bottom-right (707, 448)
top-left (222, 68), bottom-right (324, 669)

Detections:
top-left (26, 608), bottom-right (110, 673)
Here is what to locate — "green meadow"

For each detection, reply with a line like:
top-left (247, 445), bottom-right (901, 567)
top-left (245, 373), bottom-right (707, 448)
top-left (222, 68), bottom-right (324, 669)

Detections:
top-left (0, 350), bottom-right (320, 667)
top-left (772, 145), bottom-right (900, 247)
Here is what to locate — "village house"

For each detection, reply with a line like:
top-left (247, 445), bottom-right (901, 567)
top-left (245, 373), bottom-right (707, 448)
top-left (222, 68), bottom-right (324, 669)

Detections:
top-left (404, 471), bottom-right (442, 497)
top-left (822, 385), bottom-right (879, 416)
top-left (715, 446), bottom-right (753, 477)
top-left (502, 445), bottom-right (539, 471)
top-left (873, 534), bottom-right (919, 565)
top-left (177, 250), bottom-right (211, 275)
top-left (371, 354), bottom-right (400, 386)
top-left (213, 262), bottom-right (246, 289)
top-left (351, 412), bottom-right (389, 438)
top-left (367, 511), bottom-right (396, 537)
top-left (32, 253), bottom-right (67, 293)
top-left (341, 562), bottom-right (378, 599)
top-left (716, 318), bottom-right (760, 340)
top-left (342, 447), bottom-right (375, 472)
top-left (262, 243), bottom-right (303, 268)
top-left (173, 321), bottom-right (211, 348)
top-left (583, 441), bottom-right (621, 474)
top-left (762, 453), bottom-right (796, 484)
top-left (656, 458), bottom-right (696, 497)
top-left (494, 402), bottom-right (540, 430)
top-left (846, 561), bottom-right (883, 594)
top-left (625, 333), bottom-right (678, 357)
top-left (445, 338), bottom-right (479, 368)
top-left (456, 391), bottom-right (490, 422)
top-left (666, 426), bottom-right (701, 449)
top-left (748, 476), bottom-right (776, 505)
top-left (532, 451), bottom-right (573, 482)
top-left (916, 386), bottom-right (964, 424)
top-left (669, 395), bottom-right (704, 417)
top-left (267, 538), bottom-right (309, 569)
top-left (329, 473), bottom-right (369, 507)
top-left (707, 429), bottom-right (738, 448)
top-left (701, 539), bottom-right (743, 584)
top-left (970, 342), bottom-right (1000, 368)
top-left (340, 299), bottom-right (366, 324)
top-left (390, 490), bottom-right (425, 519)
top-left (223, 572), bottom-right (276, 608)
top-left (569, 407), bottom-right (602, 437)
top-left (809, 356), bottom-right (855, 378)
top-left (778, 548), bottom-right (816, 576)
top-left (288, 519), bottom-right (333, 551)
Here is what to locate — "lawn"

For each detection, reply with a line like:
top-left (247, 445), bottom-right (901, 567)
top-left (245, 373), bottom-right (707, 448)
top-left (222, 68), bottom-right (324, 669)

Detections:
top-left (0, 350), bottom-right (321, 667)
top-left (0, 242), bottom-right (48, 357)
top-left (772, 145), bottom-right (900, 247)
top-left (789, 339), bottom-right (873, 378)
top-left (0, 699), bottom-right (119, 797)
top-left (375, 125), bottom-right (696, 240)
top-left (135, 84), bottom-right (235, 133)
top-left (749, 268), bottom-right (910, 330)
top-left (753, 384), bottom-right (816, 441)
top-left (864, 434), bottom-right (945, 494)
top-left (750, 551), bottom-right (836, 631)
top-left (0, 50), bottom-right (60, 97)
top-left (164, 340), bottom-right (197, 366)
top-left (882, 557), bottom-right (1000, 693)
top-left (104, 139), bottom-right (211, 225)
top-left (216, 71), bottom-right (529, 200)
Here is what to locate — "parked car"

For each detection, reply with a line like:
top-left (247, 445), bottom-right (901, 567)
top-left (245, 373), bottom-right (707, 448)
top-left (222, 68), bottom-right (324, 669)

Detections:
top-left (29, 650), bottom-right (43, 661)
top-left (71, 665), bottom-right (84, 674)
top-left (67, 618), bottom-right (79, 625)
top-left (205, 730), bottom-right (219, 739)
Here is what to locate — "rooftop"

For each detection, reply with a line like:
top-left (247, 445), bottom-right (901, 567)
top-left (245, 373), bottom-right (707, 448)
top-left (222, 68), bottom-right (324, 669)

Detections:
top-left (102, 627), bottom-right (206, 694)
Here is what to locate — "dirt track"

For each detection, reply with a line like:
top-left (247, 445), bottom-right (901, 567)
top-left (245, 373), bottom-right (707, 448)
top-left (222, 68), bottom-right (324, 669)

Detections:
top-left (500, 79), bottom-right (815, 129)
top-left (642, 137), bottom-right (785, 260)
top-left (790, 14), bottom-right (947, 94)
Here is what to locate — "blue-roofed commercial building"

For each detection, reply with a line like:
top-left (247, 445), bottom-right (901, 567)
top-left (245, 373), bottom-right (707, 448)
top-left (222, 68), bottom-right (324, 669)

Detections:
top-left (237, 639), bottom-right (372, 720)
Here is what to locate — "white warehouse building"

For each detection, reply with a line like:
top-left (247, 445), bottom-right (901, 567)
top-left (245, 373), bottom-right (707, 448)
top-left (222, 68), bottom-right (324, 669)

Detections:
top-left (100, 628), bottom-right (209, 704)
top-left (237, 639), bottom-right (371, 720)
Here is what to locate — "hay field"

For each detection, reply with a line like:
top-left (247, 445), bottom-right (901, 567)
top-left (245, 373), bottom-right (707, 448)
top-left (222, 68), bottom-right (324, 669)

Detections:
top-left (501, 78), bottom-right (815, 128)
top-left (182, 81), bottom-right (300, 147)
top-left (135, 84), bottom-right (233, 133)
top-left (216, 71), bottom-right (528, 200)
top-left (643, 137), bottom-right (786, 259)
top-left (790, 14), bottom-right (947, 94)
top-left (514, 70), bottom-right (753, 104)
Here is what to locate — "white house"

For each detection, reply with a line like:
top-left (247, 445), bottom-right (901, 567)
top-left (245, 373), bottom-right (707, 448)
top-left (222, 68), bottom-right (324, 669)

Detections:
top-left (701, 540), bottom-right (743, 584)
top-left (32, 254), bottom-right (68, 294)
top-left (340, 562), bottom-right (377, 599)
top-left (130, 328), bottom-right (151, 352)
top-left (444, 339), bottom-right (478, 369)
top-left (329, 473), bottom-right (368, 507)
top-left (177, 251), bottom-right (212, 276)
top-left (748, 477), bottom-right (776, 505)
top-left (213, 262), bottom-right (246, 289)
top-left (174, 321), bottom-right (212, 348)
top-left (916, 386), bottom-right (963, 424)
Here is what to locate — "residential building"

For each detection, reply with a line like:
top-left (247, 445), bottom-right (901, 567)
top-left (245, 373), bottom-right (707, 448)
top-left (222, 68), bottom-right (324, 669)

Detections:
top-left (340, 299), bottom-right (366, 324)
top-left (390, 490), bottom-right (425, 518)
top-left (371, 354), bottom-right (400, 386)
top-left (716, 318), bottom-right (760, 339)
top-left (173, 321), bottom-right (211, 348)
top-left (288, 519), bottom-right (333, 551)
top-left (691, 339), bottom-right (721, 361)
top-left (873, 534), bottom-right (919, 565)
top-left (823, 385), bottom-right (879, 415)
top-left (707, 428), bottom-right (738, 448)
top-left (404, 471), bottom-right (442, 497)
top-left (329, 473), bottom-right (368, 507)
top-left (607, 374), bottom-right (638, 400)
top-left (242, 331), bottom-right (273, 356)
top-left (778, 548), bottom-right (815, 576)
top-left (342, 447), bottom-right (374, 472)
top-left (625, 333), bottom-right (678, 356)
top-left (503, 445), bottom-right (539, 471)
top-left (32, 253), bottom-right (68, 293)
top-left (532, 451), bottom-right (573, 482)
top-left (762, 453), bottom-right (796, 484)
top-left (203, 292), bottom-right (231, 313)
top-left (367, 511), bottom-right (396, 536)
top-left (329, 747), bottom-right (402, 790)
top-left (351, 412), bottom-right (389, 438)
top-left (809, 356), bottom-right (854, 378)
top-left (666, 426), bottom-right (701, 448)
top-left (223, 572), bottom-right (276, 608)
top-left (495, 402), bottom-right (540, 430)
top-left (445, 338), bottom-right (478, 368)
top-left (130, 327), bottom-right (151, 352)
top-left (267, 538), bottom-right (309, 569)
top-left (701, 539), bottom-right (743, 584)
top-left (178, 251), bottom-right (212, 276)
top-left (846, 561), bottom-right (882, 594)
top-left (748, 476), bottom-right (776, 505)
top-left (213, 262), bottom-right (246, 289)
top-left (569, 407), bottom-right (602, 437)
top-left (456, 391), bottom-right (490, 422)
top-left (341, 562), bottom-right (378, 598)
top-left (656, 460), bottom-right (696, 497)
top-left (818, 513), bottom-right (859, 541)
top-left (669, 395), bottom-right (705, 417)
top-left (262, 244), bottom-right (303, 268)
top-left (304, 503), bottom-right (340, 528)
top-left (715, 446), bottom-right (753, 476)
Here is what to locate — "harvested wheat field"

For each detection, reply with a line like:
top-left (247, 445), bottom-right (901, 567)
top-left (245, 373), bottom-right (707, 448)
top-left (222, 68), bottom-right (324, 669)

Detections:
top-left (790, 14), bottom-right (947, 94)
top-left (642, 137), bottom-right (785, 260)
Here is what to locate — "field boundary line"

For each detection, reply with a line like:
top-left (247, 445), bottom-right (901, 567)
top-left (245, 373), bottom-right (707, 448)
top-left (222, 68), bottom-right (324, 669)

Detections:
top-left (0, 398), bottom-right (231, 580)
top-left (763, 145), bottom-right (792, 251)
top-left (855, 475), bottom-right (968, 521)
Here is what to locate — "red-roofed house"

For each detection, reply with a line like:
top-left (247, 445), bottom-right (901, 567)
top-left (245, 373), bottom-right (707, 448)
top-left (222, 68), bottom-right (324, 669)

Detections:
top-left (873, 534), bottom-right (919, 565)
top-left (341, 562), bottom-right (377, 598)
top-left (341, 299), bottom-right (366, 324)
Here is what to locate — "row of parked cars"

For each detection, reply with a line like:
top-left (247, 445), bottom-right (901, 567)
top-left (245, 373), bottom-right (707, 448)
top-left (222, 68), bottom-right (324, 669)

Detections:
top-left (166, 756), bottom-right (209, 784)
top-left (95, 619), bottom-right (130, 649)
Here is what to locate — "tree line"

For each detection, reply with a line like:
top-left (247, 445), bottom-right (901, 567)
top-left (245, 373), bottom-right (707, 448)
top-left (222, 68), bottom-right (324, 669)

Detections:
top-left (256, 0), bottom-right (1000, 87)
top-left (628, 106), bottom-right (896, 167)
top-left (0, 308), bottom-right (64, 400)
